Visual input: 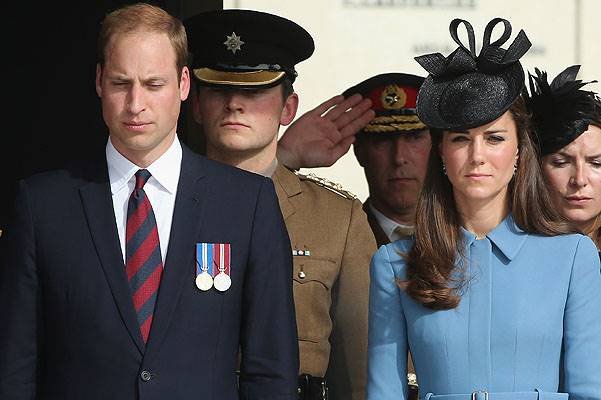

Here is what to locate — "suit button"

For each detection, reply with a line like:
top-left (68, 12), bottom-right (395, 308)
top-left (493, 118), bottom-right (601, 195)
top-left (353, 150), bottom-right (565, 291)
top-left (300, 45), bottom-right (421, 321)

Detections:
top-left (140, 370), bottom-right (152, 382)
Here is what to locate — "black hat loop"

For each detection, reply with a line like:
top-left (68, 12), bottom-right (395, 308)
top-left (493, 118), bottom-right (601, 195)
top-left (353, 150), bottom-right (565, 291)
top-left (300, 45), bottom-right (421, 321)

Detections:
top-left (449, 19), bottom-right (476, 58)
top-left (482, 18), bottom-right (512, 49)
top-left (478, 18), bottom-right (531, 73)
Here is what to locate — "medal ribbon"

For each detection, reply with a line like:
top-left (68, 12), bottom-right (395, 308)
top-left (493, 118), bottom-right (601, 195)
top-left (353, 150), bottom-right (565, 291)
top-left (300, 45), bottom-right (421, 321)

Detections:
top-left (196, 243), bottom-right (214, 276)
top-left (213, 243), bottom-right (231, 277)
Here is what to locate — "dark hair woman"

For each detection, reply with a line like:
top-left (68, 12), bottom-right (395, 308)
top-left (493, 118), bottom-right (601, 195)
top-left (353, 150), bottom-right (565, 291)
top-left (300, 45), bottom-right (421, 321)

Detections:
top-left (528, 65), bottom-right (601, 250)
top-left (367, 18), bottom-right (601, 400)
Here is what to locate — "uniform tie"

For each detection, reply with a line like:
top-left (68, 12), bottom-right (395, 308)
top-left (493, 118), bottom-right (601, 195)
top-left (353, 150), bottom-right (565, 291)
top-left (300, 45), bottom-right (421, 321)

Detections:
top-left (125, 169), bottom-right (163, 343)
top-left (393, 225), bottom-right (415, 240)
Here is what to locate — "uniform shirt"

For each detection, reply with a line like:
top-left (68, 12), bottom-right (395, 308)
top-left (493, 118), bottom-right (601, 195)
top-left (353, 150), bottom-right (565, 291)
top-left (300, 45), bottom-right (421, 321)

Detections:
top-left (367, 214), bottom-right (601, 400)
top-left (106, 137), bottom-right (182, 264)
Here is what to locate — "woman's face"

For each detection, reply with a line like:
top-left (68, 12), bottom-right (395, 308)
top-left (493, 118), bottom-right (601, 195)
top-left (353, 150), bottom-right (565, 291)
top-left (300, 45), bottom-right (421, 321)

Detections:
top-left (440, 111), bottom-right (519, 209)
top-left (542, 125), bottom-right (601, 232)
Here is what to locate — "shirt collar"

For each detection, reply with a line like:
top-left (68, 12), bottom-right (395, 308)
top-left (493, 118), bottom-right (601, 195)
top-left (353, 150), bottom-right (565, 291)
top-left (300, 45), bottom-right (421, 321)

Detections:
top-left (369, 202), bottom-right (414, 240)
top-left (461, 213), bottom-right (529, 261)
top-left (258, 158), bottom-right (278, 178)
top-left (106, 136), bottom-right (182, 195)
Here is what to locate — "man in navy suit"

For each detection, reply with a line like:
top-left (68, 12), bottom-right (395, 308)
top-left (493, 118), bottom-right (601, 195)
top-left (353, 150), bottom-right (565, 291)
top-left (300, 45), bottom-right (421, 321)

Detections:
top-left (0, 3), bottom-right (298, 399)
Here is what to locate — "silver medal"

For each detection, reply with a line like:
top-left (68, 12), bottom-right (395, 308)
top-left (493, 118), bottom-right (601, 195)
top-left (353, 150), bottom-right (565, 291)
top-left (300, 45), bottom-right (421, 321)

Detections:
top-left (213, 272), bottom-right (231, 291)
top-left (196, 271), bottom-right (213, 291)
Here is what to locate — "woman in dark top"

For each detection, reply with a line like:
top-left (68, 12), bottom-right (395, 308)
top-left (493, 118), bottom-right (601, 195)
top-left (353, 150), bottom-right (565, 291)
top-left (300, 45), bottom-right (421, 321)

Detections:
top-left (528, 65), bottom-right (601, 251)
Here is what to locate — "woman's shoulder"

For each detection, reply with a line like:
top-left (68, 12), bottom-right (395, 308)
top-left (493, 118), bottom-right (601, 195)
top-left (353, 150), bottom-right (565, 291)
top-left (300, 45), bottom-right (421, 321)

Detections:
top-left (529, 231), bottom-right (595, 250)
top-left (371, 238), bottom-right (414, 279)
top-left (526, 231), bottom-right (599, 266)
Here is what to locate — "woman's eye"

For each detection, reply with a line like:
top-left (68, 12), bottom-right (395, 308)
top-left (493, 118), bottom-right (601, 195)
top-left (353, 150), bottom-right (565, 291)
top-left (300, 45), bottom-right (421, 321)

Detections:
top-left (450, 136), bottom-right (469, 143)
top-left (551, 159), bottom-right (568, 167)
top-left (488, 135), bottom-right (505, 143)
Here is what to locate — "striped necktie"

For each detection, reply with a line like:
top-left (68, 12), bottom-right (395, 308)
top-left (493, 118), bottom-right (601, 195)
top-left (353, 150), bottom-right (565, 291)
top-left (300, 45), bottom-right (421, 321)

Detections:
top-left (125, 169), bottom-right (164, 343)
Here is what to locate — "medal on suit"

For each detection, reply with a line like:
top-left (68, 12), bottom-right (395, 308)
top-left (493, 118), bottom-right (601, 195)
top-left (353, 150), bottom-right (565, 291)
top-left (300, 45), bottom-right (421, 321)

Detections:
top-left (213, 243), bottom-right (232, 291)
top-left (195, 243), bottom-right (214, 291)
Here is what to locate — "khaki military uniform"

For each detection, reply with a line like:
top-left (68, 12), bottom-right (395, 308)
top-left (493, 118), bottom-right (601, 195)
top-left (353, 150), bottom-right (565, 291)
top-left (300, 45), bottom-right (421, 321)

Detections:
top-left (272, 165), bottom-right (376, 400)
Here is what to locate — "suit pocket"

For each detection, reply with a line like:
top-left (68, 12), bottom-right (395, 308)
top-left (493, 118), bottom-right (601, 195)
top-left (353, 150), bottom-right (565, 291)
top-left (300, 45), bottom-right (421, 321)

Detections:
top-left (293, 258), bottom-right (338, 342)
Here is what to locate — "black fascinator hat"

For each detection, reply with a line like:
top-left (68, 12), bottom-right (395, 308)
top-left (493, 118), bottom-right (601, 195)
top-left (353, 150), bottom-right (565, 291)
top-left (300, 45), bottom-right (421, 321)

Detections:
top-left (415, 18), bottom-right (531, 130)
top-left (526, 65), bottom-right (601, 156)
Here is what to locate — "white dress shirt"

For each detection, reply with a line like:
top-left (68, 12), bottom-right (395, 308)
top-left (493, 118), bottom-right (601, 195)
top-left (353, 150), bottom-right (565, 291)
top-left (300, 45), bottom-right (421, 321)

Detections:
top-left (368, 202), bottom-right (414, 242)
top-left (106, 137), bottom-right (182, 265)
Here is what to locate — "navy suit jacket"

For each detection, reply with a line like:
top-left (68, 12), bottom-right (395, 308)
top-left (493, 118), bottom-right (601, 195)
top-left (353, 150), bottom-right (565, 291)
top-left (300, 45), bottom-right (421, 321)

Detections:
top-left (0, 144), bottom-right (299, 399)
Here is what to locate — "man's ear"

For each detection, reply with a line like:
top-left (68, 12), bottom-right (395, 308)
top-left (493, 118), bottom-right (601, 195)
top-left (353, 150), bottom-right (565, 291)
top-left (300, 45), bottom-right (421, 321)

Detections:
top-left (179, 66), bottom-right (191, 101)
top-left (95, 64), bottom-right (103, 98)
top-left (280, 93), bottom-right (299, 126)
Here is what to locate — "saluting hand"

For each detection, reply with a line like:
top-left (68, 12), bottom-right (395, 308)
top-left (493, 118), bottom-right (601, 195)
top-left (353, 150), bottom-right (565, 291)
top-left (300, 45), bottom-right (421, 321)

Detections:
top-left (277, 94), bottom-right (375, 169)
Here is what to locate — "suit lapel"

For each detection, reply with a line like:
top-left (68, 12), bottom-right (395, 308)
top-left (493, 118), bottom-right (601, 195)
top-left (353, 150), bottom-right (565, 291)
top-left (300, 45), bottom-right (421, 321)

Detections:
top-left (79, 165), bottom-right (145, 354)
top-left (363, 199), bottom-right (390, 247)
top-left (144, 147), bottom-right (211, 362)
top-left (272, 164), bottom-right (300, 221)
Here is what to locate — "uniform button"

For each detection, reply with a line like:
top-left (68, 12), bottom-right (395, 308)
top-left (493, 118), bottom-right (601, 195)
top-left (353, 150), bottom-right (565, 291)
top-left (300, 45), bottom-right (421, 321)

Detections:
top-left (140, 370), bottom-right (152, 382)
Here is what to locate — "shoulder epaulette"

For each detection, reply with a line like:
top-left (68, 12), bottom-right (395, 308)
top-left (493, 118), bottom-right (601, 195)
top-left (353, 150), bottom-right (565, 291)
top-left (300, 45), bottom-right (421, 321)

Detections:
top-left (294, 171), bottom-right (357, 200)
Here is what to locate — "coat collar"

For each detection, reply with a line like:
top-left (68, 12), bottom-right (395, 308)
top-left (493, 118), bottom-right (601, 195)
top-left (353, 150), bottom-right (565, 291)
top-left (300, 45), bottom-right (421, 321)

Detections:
top-left (272, 164), bottom-right (300, 220)
top-left (363, 199), bottom-right (390, 247)
top-left (461, 214), bottom-right (528, 261)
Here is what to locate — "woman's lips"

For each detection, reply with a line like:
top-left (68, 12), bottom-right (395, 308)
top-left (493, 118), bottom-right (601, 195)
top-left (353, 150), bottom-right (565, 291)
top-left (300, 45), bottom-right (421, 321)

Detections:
top-left (565, 196), bottom-right (593, 205)
top-left (465, 173), bottom-right (491, 180)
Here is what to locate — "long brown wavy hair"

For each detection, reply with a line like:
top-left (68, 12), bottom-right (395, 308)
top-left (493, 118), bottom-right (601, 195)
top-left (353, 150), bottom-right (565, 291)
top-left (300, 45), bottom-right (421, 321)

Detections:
top-left (402, 95), bottom-right (574, 310)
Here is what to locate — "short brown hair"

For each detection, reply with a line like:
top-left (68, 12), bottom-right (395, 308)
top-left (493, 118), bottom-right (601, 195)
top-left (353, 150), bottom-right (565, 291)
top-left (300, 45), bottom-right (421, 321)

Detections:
top-left (97, 3), bottom-right (188, 79)
top-left (402, 95), bottom-right (574, 310)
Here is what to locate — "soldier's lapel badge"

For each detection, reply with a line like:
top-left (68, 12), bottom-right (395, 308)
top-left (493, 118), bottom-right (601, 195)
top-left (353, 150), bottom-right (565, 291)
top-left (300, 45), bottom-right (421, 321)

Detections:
top-left (292, 248), bottom-right (311, 256)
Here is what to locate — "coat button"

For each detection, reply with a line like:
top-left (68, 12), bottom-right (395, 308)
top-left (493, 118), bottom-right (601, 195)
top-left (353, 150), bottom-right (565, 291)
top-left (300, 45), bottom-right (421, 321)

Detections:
top-left (140, 370), bottom-right (152, 382)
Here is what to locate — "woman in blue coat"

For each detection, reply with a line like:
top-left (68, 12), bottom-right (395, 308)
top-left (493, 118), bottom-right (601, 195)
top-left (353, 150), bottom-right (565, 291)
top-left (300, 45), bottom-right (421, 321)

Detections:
top-left (367, 18), bottom-right (601, 400)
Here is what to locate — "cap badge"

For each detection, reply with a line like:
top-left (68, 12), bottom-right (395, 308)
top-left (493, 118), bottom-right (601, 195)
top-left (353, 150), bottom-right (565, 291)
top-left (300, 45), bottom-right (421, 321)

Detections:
top-left (381, 84), bottom-right (407, 110)
top-left (223, 32), bottom-right (244, 54)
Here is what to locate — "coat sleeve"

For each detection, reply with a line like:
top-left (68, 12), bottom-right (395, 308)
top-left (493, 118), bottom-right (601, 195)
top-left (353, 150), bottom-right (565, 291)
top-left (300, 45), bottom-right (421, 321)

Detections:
top-left (561, 235), bottom-right (601, 400)
top-left (326, 198), bottom-right (377, 400)
top-left (0, 180), bottom-right (41, 399)
top-left (366, 245), bottom-right (408, 400)
top-left (238, 177), bottom-right (299, 400)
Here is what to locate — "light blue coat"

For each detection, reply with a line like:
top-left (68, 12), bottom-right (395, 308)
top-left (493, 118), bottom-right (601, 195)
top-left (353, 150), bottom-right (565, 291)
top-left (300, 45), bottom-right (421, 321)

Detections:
top-left (367, 215), bottom-right (601, 400)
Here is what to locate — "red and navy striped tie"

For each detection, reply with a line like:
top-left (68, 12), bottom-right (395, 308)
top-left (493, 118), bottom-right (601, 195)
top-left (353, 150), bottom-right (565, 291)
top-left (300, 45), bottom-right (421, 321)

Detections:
top-left (125, 169), bottom-right (163, 343)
